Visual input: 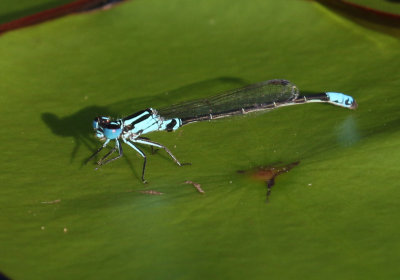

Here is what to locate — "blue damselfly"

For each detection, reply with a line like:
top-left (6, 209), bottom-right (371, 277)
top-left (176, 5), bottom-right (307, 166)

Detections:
top-left (87, 79), bottom-right (357, 182)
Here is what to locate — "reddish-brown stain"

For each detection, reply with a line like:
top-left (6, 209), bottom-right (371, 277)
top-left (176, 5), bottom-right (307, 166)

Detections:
top-left (250, 161), bottom-right (299, 181)
top-left (138, 190), bottom-right (164, 195)
top-left (238, 161), bottom-right (299, 202)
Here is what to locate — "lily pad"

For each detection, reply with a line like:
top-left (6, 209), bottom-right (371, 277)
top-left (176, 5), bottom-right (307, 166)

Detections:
top-left (0, 0), bottom-right (399, 279)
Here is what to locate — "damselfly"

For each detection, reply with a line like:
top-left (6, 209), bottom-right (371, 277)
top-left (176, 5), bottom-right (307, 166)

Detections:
top-left (87, 79), bottom-right (357, 182)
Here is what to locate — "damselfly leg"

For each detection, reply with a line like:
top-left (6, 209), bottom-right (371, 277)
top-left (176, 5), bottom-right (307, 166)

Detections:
top-left (85, 139), bottom-right (110, 164)
top-left (122, 139), bottom-right (147, 183)
top-left (132, 138), bottom-right (191, 167)
top-left (138, 137), bottom-right (157, 154)
top-left (121, 137), bottom-right (190, 183)
top-left (97, 147), bottom-right (117, 164)
top-left (96, 140), bottom-right (123, 166)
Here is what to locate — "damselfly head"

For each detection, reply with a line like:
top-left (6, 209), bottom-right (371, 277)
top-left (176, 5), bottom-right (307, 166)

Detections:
top-left (93, 116), bottom-right (112, 140)
top-left (93, 116), bottom-right (111, 130)
top-left (103, 122), bottom-right (122, 139)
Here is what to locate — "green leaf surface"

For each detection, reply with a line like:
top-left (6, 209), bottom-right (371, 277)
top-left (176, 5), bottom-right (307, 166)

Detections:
top-left (1, 0), bottom-right (400, 279)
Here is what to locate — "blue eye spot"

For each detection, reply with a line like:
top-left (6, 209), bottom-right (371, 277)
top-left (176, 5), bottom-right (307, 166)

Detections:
top-left (93, 119), bottom-right (99, 129)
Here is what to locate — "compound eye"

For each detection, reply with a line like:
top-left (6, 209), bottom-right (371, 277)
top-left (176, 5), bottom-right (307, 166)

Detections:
top-left (93, 116), bottom-right (111, 129)
top-left (93, 117), bottom-right (100, 129)
top-left (101, 117), bottom-right (110, 123)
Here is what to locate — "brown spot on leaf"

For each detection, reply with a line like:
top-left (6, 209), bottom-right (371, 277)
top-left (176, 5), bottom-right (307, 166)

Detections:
top-left (184, 180), bottom-right (205, 194)
top-left (138, 190), bottom-right (164, 195)
top-left (238, 161), bottom-right (299, 202)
